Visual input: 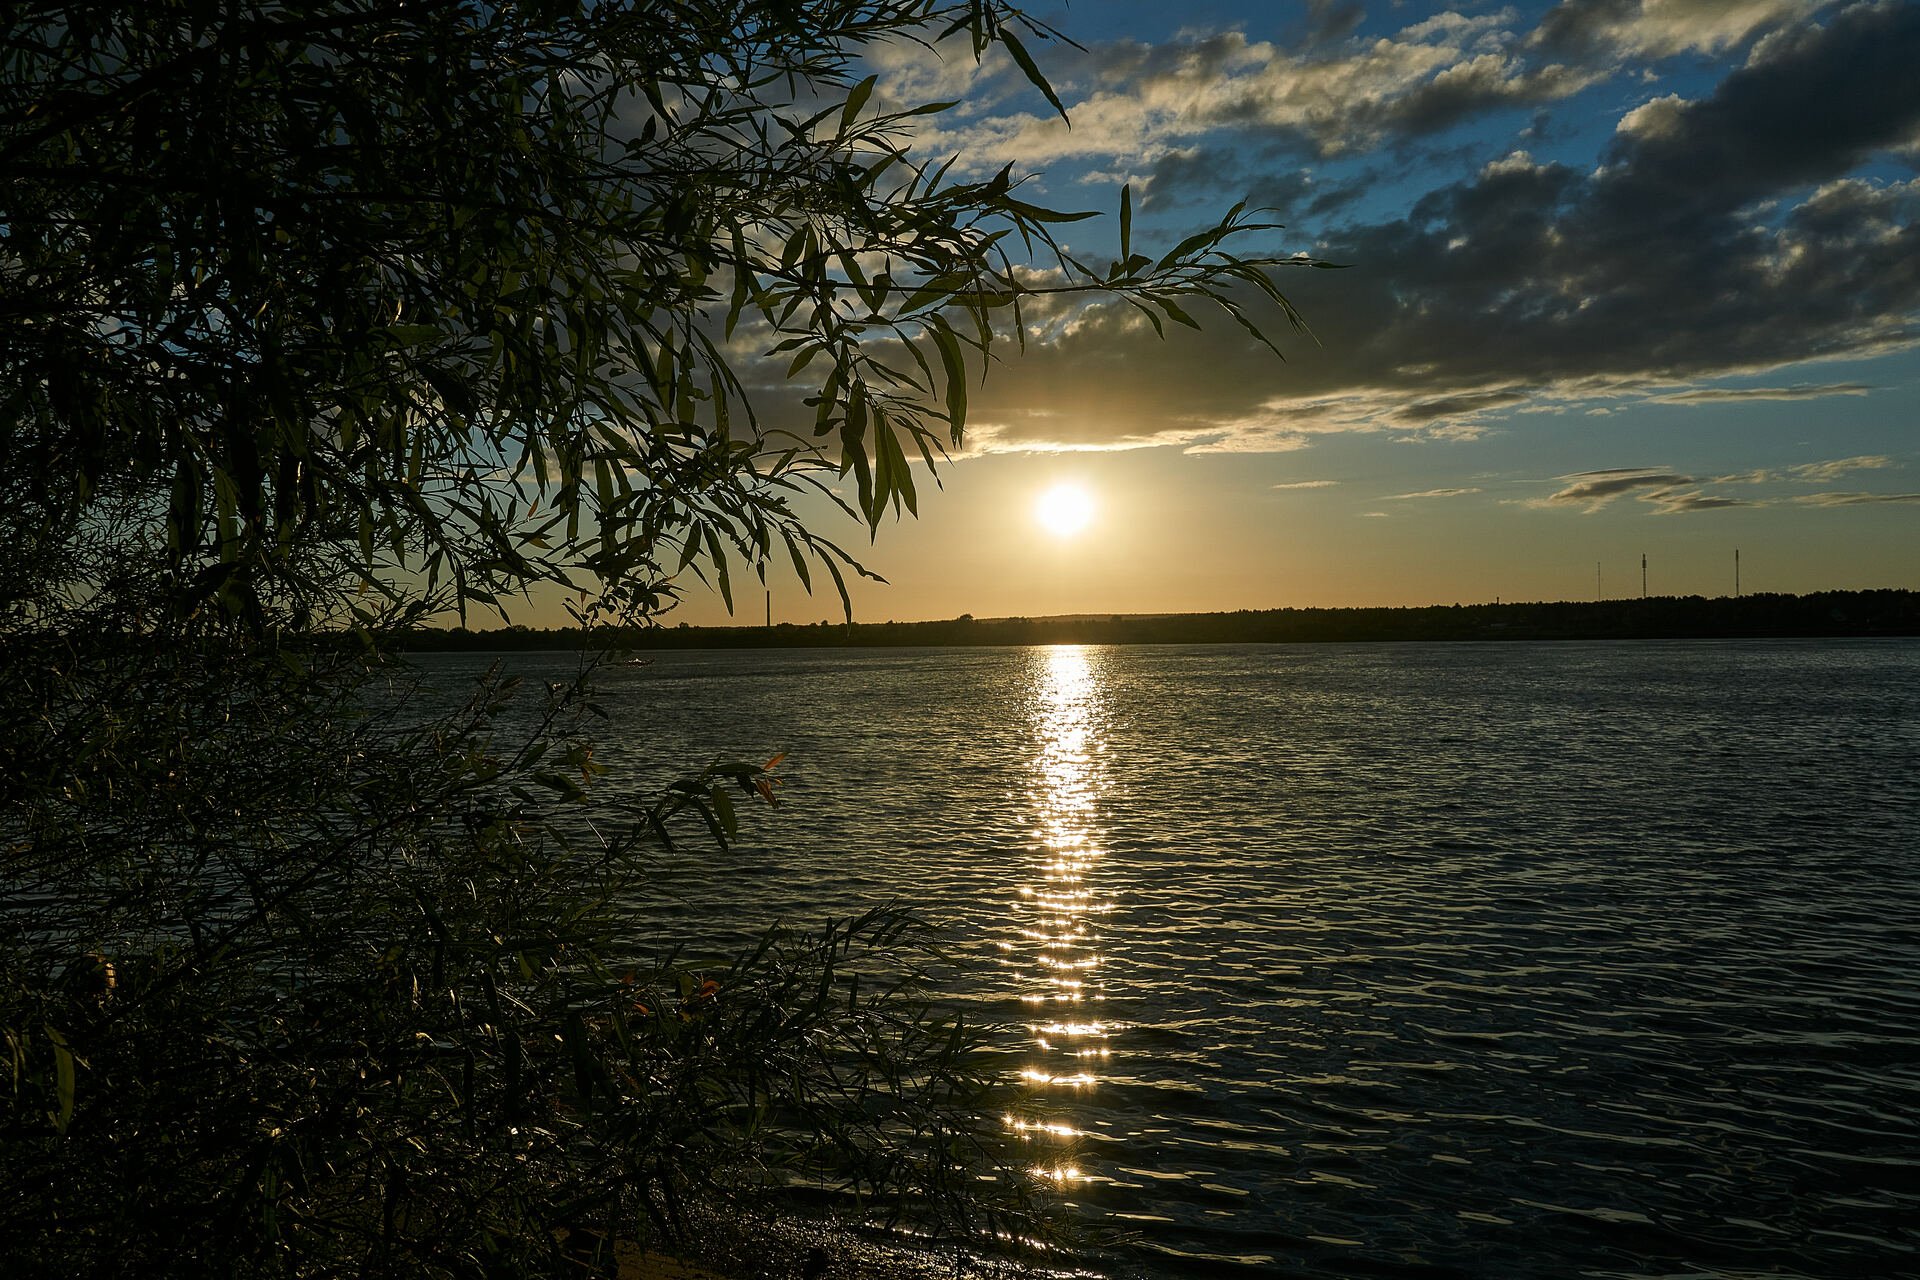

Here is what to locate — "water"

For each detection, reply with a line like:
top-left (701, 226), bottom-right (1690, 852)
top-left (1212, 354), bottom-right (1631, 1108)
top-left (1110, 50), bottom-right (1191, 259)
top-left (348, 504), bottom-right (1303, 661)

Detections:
top-left (417, 640), bottom-right (1920, 1278)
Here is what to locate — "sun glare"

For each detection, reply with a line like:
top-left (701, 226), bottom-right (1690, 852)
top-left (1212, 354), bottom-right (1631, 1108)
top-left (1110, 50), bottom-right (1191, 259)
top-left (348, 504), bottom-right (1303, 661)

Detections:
top-left (1035, 484), bottom-right (1095, 537)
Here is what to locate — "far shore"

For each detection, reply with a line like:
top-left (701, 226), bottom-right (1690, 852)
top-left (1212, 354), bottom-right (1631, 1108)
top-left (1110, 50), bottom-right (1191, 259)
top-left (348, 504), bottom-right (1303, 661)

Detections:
top-left (401, 588), bottom-right (1919, 652)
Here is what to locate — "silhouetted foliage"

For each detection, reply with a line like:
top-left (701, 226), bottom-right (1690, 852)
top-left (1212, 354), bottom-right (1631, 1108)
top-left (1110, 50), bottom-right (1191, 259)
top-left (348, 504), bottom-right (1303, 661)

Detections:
top-left (2, 2), bottom-right (1314, 1274)
top-left (3, 0), bottom-right (1310, 632)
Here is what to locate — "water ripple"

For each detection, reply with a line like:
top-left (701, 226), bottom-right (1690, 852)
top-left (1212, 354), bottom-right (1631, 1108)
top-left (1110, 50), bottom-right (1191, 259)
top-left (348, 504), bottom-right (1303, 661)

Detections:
top-left (416, 639), bottom-right (1920, 1279)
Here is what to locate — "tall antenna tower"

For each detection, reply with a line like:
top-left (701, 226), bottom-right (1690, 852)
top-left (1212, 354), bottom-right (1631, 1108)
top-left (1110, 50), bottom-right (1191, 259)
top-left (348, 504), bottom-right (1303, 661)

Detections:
top-left (1735, 549), bottom-right (1741, 598)
top-left (1596, 561), bottom-right (1602, 601)
top-left (1641, 553), bottom-right (1647, 599)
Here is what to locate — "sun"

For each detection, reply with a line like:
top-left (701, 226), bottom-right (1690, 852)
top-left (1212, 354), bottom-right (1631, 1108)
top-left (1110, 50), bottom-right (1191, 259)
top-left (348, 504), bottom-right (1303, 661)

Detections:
top-left (1035, 483), bottom-right (1095, 537)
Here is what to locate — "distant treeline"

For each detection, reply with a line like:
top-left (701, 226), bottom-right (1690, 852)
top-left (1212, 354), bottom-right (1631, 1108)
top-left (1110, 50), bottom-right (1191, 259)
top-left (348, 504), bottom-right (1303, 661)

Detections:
top-left (401, 589), bottom-right (1920, 651)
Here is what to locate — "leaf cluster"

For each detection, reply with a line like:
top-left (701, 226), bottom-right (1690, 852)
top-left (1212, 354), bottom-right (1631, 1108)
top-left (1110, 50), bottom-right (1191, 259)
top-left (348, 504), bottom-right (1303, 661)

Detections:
top-left (0, 646), bottom-right (1040, 1277)
top-left (2, 0), bottom-right (1320, 630)
top-left (1, 4), bottom-right (1326, 1273)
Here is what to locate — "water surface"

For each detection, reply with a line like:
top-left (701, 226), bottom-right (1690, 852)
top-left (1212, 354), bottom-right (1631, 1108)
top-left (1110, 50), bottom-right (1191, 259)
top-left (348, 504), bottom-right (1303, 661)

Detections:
top-left (419, 640), bottom-right (1920, 1278)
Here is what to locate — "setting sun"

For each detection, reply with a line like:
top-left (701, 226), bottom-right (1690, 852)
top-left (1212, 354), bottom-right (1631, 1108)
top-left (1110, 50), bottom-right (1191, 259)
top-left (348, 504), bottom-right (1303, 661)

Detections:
top-left (1035, 484), bottom-right (1095, 537)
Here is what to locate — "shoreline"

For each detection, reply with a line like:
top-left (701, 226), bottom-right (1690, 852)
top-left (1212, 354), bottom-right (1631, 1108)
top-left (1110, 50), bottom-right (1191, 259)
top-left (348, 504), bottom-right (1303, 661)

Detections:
top-left (401, 589), bottom-right (1919, 652)
top-left (583, 1213), bottom-right (1098, 1280)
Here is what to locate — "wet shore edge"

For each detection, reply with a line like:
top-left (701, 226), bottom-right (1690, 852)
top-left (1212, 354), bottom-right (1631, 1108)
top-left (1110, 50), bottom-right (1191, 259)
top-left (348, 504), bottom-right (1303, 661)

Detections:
top-left (571, 1208), bottom-right (1100, 1280)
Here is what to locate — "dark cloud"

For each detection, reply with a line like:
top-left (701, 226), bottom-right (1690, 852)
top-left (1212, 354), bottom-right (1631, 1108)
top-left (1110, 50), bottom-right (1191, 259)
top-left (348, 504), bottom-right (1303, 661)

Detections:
top-left (1586, 4), bottom-right (1920, 237)
top-left (1013, 21), bottom-right (1599, 166)
top-left (1378, 57), bottom-right (1598, 140)
top-left (1397, 390), bottom-right (1531, 424)
top-left (1276, 3), bottom-right (1919, 435)
top-left (854, 2), bottom-right (1920, 458)
top-left (1080, 33), bottom-right (1259, 94)
top-left (1302, 2), bottom-right (1920, 399)
top-left (1145, 151), bottom-right (1371, 228)
top-left (1142, 147), bottom-right (1250, 209)
top-left (1248, 170), bottom-right (1342, 224)
top-left (1531, 0), bottom-right (1641, 58)
top-left (1302, 173), bottom-right (1372, 219)
top-left (1300, 0), bottom-right (1368, 49)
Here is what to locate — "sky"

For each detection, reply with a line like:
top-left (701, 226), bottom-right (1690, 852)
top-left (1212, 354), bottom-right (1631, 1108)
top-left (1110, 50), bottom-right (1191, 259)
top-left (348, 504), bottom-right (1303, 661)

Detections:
top-left (659, 0), bottom-right (1920, 627)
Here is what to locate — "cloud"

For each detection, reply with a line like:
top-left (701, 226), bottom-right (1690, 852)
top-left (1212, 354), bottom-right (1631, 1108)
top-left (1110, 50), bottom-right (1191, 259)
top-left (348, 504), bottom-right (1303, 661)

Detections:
top-left (1310, 6), bottom-right (1920, 386)
top-left (1531, 0), bottom-right (1826, 61)
top-left (956, 417), bottom-right (1201, 456)
top-left (907, 1), bottom-right (1825, 180)
top-left (911, 14), bottom-right (1609, 173)
top-left (1790, 490), bottom-right (1920, 505)
top-left (941, 1), bottom-right (1920, 456)
top-left (1642, 489), bottom-right (1756, 513)
top-left (1653, 382), bottom-right (1873, 403)
top-left (1395, 390), bottom-right (1531, 424)
top-left (1537, 468), bottom-right (1697, 509)
top-left (1784, 454), bottom-right (1896, 480)
top-left (1385, 486), bottom-right (1483, 499)
top-left (1299, 0), bottom-right (1368, 49)
top-left (1716, 454), bottom-right (1895, 482)
top-left (1142, 148), bottom-right (1371, 221)
top-left (736, 4), bottom-right (1910, 464)
top-left (1523, 453), bottom-right (1904, 514)
top-left (1273, 479), bottom-right (1338, 489)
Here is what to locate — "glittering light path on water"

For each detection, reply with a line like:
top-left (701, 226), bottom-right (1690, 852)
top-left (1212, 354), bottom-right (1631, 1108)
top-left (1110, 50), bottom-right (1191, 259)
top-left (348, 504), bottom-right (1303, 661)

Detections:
top-left (464, 640), bottom-right (1920, 1279)
top-left (1002, 645), bottom-right (1115, 1189)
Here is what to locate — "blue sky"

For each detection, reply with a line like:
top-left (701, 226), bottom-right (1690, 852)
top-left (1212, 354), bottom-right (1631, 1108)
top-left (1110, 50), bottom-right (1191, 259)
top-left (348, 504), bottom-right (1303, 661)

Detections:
top-left (673, 1), bottom-right (1920, 624)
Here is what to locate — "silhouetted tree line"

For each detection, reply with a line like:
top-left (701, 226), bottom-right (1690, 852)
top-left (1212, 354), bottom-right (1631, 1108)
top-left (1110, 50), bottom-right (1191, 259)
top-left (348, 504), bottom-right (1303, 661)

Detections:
top-left (406, 590), bottom-right (1920, 652)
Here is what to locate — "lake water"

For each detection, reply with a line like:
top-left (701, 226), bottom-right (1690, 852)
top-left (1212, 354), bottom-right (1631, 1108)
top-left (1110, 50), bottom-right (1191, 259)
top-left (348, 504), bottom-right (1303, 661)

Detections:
top-left (420, 640), bottom-right (1920, 1279)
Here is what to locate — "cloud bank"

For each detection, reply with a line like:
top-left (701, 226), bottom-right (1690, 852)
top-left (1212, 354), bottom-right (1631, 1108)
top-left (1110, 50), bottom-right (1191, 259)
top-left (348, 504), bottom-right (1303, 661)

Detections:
top-left (894, 1), bottom-right (1920, 463)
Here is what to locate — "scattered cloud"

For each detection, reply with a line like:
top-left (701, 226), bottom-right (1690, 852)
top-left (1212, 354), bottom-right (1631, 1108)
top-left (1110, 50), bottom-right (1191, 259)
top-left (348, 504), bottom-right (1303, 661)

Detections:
top-left (905, 0), bottom-right (1827, 178)
top-left (1716, 454), bottom-right (1895, 482)
top-left (1783, 454), bottom-right (1896, 481)
top-left (942, 2), bottom-right (1920, 456)
top-left (1385, 486), bottom-right (1483, 499)
top-left (1790, 490), bottom-right (1920, 506)
top-left (909, 14), bottom-right (1610, 174)
top-left (1537, 468), bottom-right (1696, 510)
top-left (1525, 453), bottom-right (1908, 514)
top-left (1531, 0), bottom-right (1826, 61)
top-left (1272, 479), bottom-right (1339, 489)
top-left (1642, 489), bottom-right (1755, 513)
top-left (1654, 383), bottom-right (1874, 404)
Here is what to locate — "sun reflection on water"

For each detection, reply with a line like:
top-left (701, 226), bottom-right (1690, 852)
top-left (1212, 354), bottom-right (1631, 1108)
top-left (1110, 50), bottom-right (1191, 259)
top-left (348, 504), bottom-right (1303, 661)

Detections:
top-left (1002, 645), bottom-right (1116, 1188)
